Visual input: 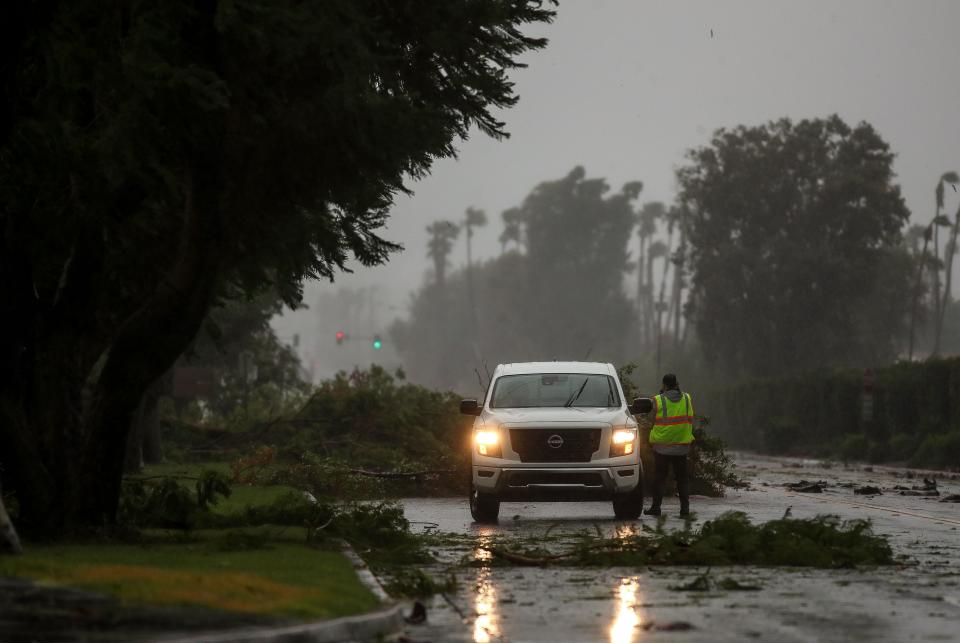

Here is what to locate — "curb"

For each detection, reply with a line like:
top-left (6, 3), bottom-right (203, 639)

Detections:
top-left (156, 544), bottom-right (405, 643)
top-left (156, 603), bottom-right (405, 643)
top-left (338, 540), bottom-right (392, 603)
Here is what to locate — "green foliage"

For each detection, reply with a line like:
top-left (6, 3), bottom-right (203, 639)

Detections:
top-left (119, 479), bottom-right (199, 530)
top-left (837, 434), bottom-right (869, 463)
top-left (0, 0), bottom-right (557, 533)
top-left (485, 511), bottom-right (893, 569)
top-left (710, 357), bottom-right (960, 469)
top-left (888, 432), bottom-right (918, 460)
top-left (393, 166), bottom-right (641, 390)
top-left (209, 491), bottom-right (332, 531)
top-left (198, 491), bottom-right (428, 565)
top-left (911, 431), bottom-right (960, 468)
top-left (678, 116), bottom-right (912, 378)
top-left (178, 294), bottom-right (312, 430)
top-left (384, 568), bottom-right (457, 598)
top-left (276, 366), bottom-right (471, 492)
top-left (689, 432), bottom-right (743, 495)
top-left (195, 471), bottom-right (233, 510)
top-left (264, 455), bottom-right (386, 501)
top-left (119, 470), bottom-right (232, 529)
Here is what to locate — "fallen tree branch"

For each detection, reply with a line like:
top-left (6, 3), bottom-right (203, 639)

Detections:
top-left (124, 475), bottom-right (201, 482)
top-left (349, 468), bottom-right (456, 479)
top-left (479, 541), bottom-right (630, 566)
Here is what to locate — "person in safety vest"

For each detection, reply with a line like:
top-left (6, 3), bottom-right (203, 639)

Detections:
top-left (645, 373), bottom-right (694, 517)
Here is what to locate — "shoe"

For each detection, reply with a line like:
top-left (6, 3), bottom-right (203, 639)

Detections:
top-left (679, 505), bottom-right (690, 517)
top-left (644, 506), bottom-right (661, 516)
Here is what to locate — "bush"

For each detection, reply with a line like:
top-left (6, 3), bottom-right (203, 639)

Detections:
top-left (118, 470), bottom-right (232, 529)
top-left (888, 432), bottom-right (918, 462)
top-left (910, 431), bottom-right (960, 469)
top-left (836, 434), bottom-right (868, 463)
top-left (710, 357), bottom-right (960, 463)
top-left (866, 439), bottom-right (890, 464)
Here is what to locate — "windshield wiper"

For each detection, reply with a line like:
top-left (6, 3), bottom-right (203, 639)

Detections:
top-left (564, 378), bottom-right (589, 407)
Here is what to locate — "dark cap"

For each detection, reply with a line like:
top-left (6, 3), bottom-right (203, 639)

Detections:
top-left (662, 373), bottom-right (678, 389)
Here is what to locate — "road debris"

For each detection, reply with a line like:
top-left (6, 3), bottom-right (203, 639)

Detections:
top-left (940, 494), bottom-right (960, 503)
top-left (786, 480), bottom-right (827, 493)
top-left (898, 478), bottom-right (939, 496)
top-left (854, 485), bottom-right (882, 495)
top-left (669, 570), bottom-right (762, 592)
top-left (475, 511), bottom-right (893, 568)
top-left (642, 620), bottom-right (696, 631)
top-left (404, 601), bottom-right (427, 624)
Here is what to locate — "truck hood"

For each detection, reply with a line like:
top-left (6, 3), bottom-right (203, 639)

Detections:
top-left (482, 406), bottom-right (632, 427)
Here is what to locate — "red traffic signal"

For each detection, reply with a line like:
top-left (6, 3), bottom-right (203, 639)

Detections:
top-left (335, 330), bottom-right (346, 345)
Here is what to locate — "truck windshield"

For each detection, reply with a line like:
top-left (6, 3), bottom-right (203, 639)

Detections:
top-left (489, 374), bottom-right (620, 409)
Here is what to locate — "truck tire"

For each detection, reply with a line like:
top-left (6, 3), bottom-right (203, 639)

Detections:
top-left (470, 484), bottom-right (500, 523)
top-left (612, 481), bottom-right (644, 520)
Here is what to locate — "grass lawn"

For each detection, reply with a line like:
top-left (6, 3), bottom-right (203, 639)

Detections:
top-left (0, 534), bottom-right (379, 619)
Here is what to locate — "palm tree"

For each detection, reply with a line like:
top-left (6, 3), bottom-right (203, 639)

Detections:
top-left (426, 220), bottom-right (460, 286)
top-left (933, 171), bottom-right (960, 356)
top-left (908, 171), bottom-right (958, 359)
top-left (499, 207), bottom-right (524, 253)
top-left (462, 207), bottom-right (487, 363)
top-left (655, 208), bottom-right (677, 372)
top-left (669, 205), bottom-right (691, 350)
top-left (463, 207), bottom-right (488, 267)
top-left (637, 202), bottom-right (663, 350)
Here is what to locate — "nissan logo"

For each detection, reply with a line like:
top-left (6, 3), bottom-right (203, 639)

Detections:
top-left (547, 434), bottom-right (564, 449)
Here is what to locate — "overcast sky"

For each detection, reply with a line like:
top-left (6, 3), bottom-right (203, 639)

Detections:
top-left (275, 0), bottom-right (960, 366)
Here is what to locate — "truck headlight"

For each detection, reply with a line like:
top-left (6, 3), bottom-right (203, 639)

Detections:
top-left (610, 429), bottom-right (636, 456)
top-left (474, 429), bottom-right (502, 457)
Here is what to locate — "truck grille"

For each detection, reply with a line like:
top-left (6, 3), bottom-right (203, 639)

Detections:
top-left (507, 471), bottom-right (605, 487)
top-left (509, 428), bottom-right (601, 463)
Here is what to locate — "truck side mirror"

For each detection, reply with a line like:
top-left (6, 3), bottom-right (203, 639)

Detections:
top-left (629, 397), bottom-right (653, 415)
top-left (460, 399), bottom-right (482, 416)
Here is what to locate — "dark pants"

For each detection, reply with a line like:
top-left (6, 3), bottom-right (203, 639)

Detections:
top-left (651, 451), bottom-right (690, 509)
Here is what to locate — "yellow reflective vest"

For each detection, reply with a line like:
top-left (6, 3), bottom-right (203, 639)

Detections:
top-left (649, 391), bottom-right (695, 445)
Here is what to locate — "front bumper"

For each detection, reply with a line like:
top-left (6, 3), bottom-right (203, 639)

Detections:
top-left (473, 464), bottom-right (640, 501)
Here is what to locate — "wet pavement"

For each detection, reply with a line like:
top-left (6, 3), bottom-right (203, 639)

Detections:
top-left (399, 453), bottom-right (960, 642)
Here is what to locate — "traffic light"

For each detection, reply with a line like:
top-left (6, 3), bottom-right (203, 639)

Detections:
top-left (372, 334), bottom-right (383, 350)
top-left (335, 330), bottom-right (346, 345)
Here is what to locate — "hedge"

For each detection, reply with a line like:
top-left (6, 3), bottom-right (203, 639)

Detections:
top-left (707, 357), bottom-right (960, 467)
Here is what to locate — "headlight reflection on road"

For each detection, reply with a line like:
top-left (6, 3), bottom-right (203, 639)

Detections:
top-left (473, 568), bottom-right (500, 643)
top-left (609, 576), bottom-right (643, 643)
top-left (473, 534), bottom-right (500, 643)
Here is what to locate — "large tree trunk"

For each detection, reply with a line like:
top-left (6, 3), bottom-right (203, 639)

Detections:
top-left (1, 160), bottom-right (221, 533)
top-left (141, 376), bottom-right (166, 465)
top-left (75, 162), bottom-right (221, 526)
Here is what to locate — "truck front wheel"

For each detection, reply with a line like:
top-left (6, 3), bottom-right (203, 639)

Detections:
top-left (612, 481), bottom-right (644, 520)
top-left (470, 484), bottom-right (500, 523)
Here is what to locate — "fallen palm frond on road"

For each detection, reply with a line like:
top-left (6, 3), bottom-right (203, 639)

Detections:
top-left (476, 511), bottom-right (894, 569)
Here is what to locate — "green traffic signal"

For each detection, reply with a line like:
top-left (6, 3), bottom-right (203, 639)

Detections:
top-left (373, 335), bottom-right (382, 350)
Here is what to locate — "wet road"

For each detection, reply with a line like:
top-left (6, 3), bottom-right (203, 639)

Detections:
top-left (398, 453), bottom-right (960, 643)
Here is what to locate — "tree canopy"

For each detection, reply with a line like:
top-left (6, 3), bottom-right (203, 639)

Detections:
top-left (677, 116), bottom-right (911, 376)
top-left (393, 166), bottom-right (640, 389)
top-left (0, 0), bottom-right (556, 533)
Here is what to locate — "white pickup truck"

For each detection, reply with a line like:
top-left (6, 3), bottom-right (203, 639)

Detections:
top-left (460, 361), bottom-right (652, 522)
